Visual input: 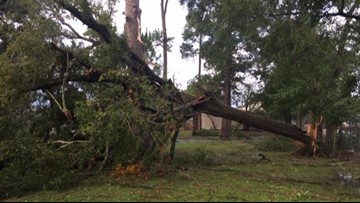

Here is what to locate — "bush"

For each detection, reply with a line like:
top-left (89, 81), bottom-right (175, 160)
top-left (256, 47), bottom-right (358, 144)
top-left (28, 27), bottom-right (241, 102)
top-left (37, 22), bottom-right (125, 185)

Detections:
top-left (193, 129), bottom-right (244, 138)
top-left (255, 136), bottom-right (295, 152)
top-left (192, 146), bottom-right (215, 166)
top-left (0, 135), bottom-right (81, 200)
top-left (232, 130), bottom-right (245, 138)
top-left (193, 129), bottom-right (220, 137)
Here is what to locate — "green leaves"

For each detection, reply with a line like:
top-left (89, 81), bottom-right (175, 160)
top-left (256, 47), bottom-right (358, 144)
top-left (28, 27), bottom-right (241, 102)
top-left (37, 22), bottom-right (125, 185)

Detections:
top-left (255, 1), bottom-right (360, 125)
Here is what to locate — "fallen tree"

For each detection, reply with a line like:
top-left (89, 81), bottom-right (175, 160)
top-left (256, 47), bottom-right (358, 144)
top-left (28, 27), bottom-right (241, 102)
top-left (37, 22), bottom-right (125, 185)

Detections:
top-left (191, 93), bottom-right (311, 144)
top-left (22, 0), bottom-right (312, 148)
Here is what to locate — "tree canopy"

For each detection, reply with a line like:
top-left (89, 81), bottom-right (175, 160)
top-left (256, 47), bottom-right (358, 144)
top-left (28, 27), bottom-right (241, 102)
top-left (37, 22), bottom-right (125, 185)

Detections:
top-left (1, 0), bottom-right (360, 199)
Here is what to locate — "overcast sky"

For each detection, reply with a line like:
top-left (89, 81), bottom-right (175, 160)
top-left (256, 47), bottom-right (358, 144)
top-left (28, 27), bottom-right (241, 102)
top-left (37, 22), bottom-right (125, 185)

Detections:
top-left (115, 1), bottom-right (201, 90)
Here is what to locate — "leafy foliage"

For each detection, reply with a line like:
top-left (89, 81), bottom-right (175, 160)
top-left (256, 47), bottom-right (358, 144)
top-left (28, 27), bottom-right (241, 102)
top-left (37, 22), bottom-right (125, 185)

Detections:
top-left (192, 146), bottom-right (215, 165)
top-left (255, 136), bottom-right (295, 152)
top-left (193, 129), bottom-right (220, 137)
top-left (75, 77), bottom-right (174, 165)
top-left (0, 0), bottom-right (182, 199)
top-left (0, 133), bottom-right (81, 199)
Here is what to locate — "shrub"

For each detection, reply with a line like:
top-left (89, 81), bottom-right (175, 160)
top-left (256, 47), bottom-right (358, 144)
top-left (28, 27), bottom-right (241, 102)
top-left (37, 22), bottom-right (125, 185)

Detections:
top-left (0, 135), bottom-right (81, 200)
top-left (232, 130), bottom-right (245, 138)
top-left (192, 146), bottom-right (215, 166)
top-left (255, 136), bottom-right (295, 152)
top-left (193, 129), bottom-right (220, 137)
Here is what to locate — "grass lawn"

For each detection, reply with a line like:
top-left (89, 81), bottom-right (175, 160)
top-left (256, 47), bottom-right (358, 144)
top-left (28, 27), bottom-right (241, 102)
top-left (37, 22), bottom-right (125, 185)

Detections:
top-left (4, 130), bottom-right (360, 202)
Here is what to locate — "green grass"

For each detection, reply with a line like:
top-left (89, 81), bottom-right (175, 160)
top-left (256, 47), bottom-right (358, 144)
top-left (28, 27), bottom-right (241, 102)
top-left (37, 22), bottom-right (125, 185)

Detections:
top-left (5, 131), bottom-right (360, 202)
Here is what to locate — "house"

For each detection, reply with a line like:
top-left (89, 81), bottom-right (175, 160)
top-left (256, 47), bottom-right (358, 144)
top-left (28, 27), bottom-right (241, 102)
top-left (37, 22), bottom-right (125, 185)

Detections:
top-left (183, 113), bottom-right (244, 130)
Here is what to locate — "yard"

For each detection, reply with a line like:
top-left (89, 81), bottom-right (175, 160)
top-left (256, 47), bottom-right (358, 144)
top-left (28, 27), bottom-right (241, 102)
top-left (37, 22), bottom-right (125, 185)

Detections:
top-left (5, 131), bottom-right (360, 202)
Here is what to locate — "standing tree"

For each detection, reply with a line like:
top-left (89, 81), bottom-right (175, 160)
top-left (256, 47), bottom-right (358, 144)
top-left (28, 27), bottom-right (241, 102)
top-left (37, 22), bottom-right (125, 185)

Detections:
top-left (249, 0), bottom-right (360, 156)
top-left (180, 0), bottom-right (264, 139)
top-left (161, 0), bottom-right (169, 80)
top-left (180, 0), bottom-right (209, 134)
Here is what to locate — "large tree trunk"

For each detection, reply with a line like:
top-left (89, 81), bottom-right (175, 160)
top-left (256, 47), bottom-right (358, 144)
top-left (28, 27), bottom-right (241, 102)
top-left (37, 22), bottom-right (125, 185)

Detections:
top-left (124, 0), bottom-right (143, 59)
top-left (284, 113), bottom-right (292, 124)
top-left (221, 119), bottom-right (231, 139)
top-left (221, 59), bottom-right (232, 139)
top-left (197, 34), bottom-right (202, 130)
top-left (191, 93), bottom-right (312, 145)
top-left (296, 112), bottom-right (303, 129)
top-left (323, 123), bottom-right (338, 158)
top-left (124, 0), bottom-right (156, 160)
top-left (192, 114), bottom-right (199, 135)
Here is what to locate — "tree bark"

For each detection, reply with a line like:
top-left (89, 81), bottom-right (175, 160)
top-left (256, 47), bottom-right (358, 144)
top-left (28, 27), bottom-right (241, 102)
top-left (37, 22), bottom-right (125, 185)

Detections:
top-left (169, 127), bottom-right (180, 161)
top-left (192, 114), bottom-right (199, 135)
top-left (324, 123), bottom-right (338, 158)
top-left (191, 93), bottom-right (312, 145)
top-left (198, 34), bottom-right (202, 79)
top-left (221, 59), bottom-right (232, 139)
top-left (125, 0), bottom-right (143, 59)
top-left (197, 34), bottom-right (202, 130)
top-left (284, 113), bottom-right (292, 124)
top-left (221, 118), bottom-right (231, 139)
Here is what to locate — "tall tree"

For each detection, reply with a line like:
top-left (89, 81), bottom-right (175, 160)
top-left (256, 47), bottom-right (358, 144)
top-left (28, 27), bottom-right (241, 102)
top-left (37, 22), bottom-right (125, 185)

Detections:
top-left (180, 0), bottom-right (263, 138)
top-left (180, 0), bottom-right (209, 134)
top-left (161, 0), bottom-right (169, 80)
top-left (252, 0), bottom-right (360, 156)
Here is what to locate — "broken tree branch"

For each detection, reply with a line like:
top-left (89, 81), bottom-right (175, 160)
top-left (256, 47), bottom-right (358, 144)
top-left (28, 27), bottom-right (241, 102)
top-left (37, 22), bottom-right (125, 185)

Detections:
top-left (18, 1), bottom-right (314, 148)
